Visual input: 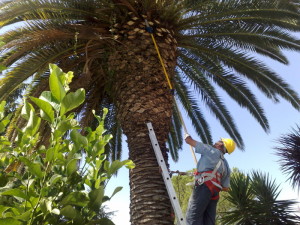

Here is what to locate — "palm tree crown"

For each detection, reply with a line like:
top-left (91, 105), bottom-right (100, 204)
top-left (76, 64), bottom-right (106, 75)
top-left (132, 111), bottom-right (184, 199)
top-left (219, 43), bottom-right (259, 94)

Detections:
top-left (0, 0), bottom-right (299, 153)
top-left (0, 0), bottom-right (300, 224)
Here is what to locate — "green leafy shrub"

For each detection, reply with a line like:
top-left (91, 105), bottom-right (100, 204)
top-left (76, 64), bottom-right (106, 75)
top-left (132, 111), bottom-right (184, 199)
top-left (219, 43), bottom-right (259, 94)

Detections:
top-left (0, 64), bottom-right (134, 225)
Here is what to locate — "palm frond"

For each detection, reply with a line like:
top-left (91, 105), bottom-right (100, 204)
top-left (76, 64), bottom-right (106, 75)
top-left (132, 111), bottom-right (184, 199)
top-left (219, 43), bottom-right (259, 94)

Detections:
top-left (167, 103), bottom-right (185, 161)
top-left (167, 133), bottom-right (178, 162)
top-left (174, 77), bottom-right (213, 145)
top-left (171, 104), bottom-right (183, 149)
top-left (222, 172), bottom-right (255, 225)
top-left (178, 49), bottom-right (270, 132)
top-left (275, 125), bottom-right (300, 191)
top-left (107, 121), bottom-right (123, 161)
top-left (0, 0), bottom-right (110, 27)
top-left (176, 60), bottom-right (244, 149)
top-left (0, 42), bottom-right (82, 100)
top-left (201, 46), bottom-right (300, 109)
top-left (250, 171), bottom-right (300, 224)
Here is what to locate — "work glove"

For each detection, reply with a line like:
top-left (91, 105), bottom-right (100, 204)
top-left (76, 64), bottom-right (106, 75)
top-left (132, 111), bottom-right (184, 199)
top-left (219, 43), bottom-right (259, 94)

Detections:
top-left (184, 133), bottom-right (190, 139)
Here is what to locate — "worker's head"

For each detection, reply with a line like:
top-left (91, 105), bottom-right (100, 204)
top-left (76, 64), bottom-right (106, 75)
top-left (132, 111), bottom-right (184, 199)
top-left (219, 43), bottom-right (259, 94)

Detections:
top-left (220, 138), bottom-right (236, 154)
top-left (214, 138), bottom-right (236, 154)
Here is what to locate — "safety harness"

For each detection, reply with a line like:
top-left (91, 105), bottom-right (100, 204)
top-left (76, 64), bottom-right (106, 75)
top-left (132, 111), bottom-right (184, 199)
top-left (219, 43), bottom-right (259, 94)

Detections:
top-left (194, 155), bottom-right (225, 200)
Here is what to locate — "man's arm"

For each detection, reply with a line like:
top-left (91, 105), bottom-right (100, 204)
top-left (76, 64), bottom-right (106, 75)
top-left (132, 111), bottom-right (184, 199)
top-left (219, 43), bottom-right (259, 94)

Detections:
top-left (185, 135), bottom-right (197, 147)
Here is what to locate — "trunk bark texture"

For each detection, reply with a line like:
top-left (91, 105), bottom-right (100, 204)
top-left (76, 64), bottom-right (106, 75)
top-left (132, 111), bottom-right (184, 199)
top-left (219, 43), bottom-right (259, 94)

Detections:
top-left (108, 19), bottom-right (177, 225)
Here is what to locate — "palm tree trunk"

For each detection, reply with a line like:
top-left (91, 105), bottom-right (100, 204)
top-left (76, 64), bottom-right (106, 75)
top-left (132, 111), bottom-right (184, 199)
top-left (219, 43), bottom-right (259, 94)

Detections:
top-left (109, 29), bottom-right (177, 224)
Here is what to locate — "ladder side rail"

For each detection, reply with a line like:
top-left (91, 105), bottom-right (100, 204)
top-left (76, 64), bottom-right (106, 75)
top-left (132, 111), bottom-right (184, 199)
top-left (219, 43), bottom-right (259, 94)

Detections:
top-left (147, 122), bottom-right (186, 225)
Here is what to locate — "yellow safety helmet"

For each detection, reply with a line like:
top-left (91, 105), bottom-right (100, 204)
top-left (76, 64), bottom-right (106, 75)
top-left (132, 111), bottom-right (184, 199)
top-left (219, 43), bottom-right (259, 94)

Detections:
top-left (221, 138), bottom-right (236, 154)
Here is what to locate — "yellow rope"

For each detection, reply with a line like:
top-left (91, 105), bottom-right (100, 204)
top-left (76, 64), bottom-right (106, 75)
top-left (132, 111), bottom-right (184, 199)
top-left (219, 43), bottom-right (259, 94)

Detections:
top-left (150, 33), bottom-right (173, 90)
top-left (147, 21), bottom-right (197, 165)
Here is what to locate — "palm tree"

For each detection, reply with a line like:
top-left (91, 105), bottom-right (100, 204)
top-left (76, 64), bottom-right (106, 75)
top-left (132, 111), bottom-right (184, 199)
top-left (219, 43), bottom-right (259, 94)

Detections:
top-left (0, 0), bottom-right (300, 224)
top-left (221, 171), bottom-right (300, 225)
top-left (275, 125), bottom-right (300, 191)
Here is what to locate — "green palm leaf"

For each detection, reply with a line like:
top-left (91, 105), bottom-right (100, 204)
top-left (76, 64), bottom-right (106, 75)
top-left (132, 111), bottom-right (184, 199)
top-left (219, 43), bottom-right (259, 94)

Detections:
top-left (275, 126), bottom-right (300, 191)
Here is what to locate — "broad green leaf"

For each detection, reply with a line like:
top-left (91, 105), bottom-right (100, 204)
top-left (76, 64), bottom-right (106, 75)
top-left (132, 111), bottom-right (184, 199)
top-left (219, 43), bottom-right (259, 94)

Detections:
top-left (0, 218), bottom-right (22, 225)
top-left (46, 147), bottom-right (55, 162)
top-left (0, 101), bottom-right (6, 119)
top-left (60, 88), bottom-right (85, 116)
top-left (89, 187), bottom-right (104, 210)
top-left (16, 210), bottom-right (32, 221)
top-left (66, 158), bottom-right (78, 176)
top-left (49, 174), bottom-right (62, 185)
top-left (103, 161), bottom-right (110, 173)
top-left (95, 158), bottom-right (104, 171)
top-left (20, 100), bottom-right (33, 120)
top-left (1, 189), bottom-right (28, 200)
top-left (30, 97), bottom-right (54, 123)
top-left (41, 186), bottom-right (50, 197)
top-left (22, 109), bottom-right (41, 136)
top-left (19, 157), bottom-right (44, 179)
top-left (95, 178), bottom-right (101, 189)
top-left (85, 178), bottom-right (92, 188)
top-left (93, 110), bottom-right (106, 135)
top-left (0, 118), bottom-right (10, 133)
top-left (0, 205), bottom-right (11, 215)
top-left (107, 160), bottom-right (123, 176)
top-left (49, 64), bottom-right (66, 102)
top-left (105, 160), bottom-right (134, 177)
top-left (8, 206), bottom-right (20, 216)
top-left (21, 179), bottom-right (34, 189)
top-left (51, 65), bottom-right (73, 90)
top-left (0, 137), bottom-right (10, 146)
top-left (28, 196), bottom-right (38, 206)
top-left (0, 119), bottom-right (10, 128)
top-left (110, 186), bottom-right (123, 199)
top-left (40, 91), bottom-right (60, 112)
top-left (91, 136), bottom-right (111, 158)
top-left (61, 192), bottom-right (89, 207)
top-left (60, 205), bottom-right (78, 219)
top-left (0, 114), bottom-right (12, 132)
top-left (53, 119), bottom-right (79, 139)
top-left (70, 130), bottom-right (88, 149)
top-left (40, 199), bottom-right (52, 214)
top-left (123, 160), bottom-right (135, 169)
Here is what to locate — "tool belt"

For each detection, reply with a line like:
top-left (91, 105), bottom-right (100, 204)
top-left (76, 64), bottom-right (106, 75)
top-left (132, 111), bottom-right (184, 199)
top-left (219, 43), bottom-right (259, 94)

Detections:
top-left (195, 171), bottom-right (222, 200)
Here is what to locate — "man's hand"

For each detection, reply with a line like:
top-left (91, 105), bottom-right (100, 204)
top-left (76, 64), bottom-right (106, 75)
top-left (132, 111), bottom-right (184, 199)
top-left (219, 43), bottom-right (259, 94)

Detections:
top-left (184, 135), bottom-right (197, 147)
top-left (170, 170), bottom-right (187, 176)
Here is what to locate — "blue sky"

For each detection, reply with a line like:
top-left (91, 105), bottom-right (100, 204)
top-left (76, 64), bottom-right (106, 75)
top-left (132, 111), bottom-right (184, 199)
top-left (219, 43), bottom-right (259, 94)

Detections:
top-left (105, 48), bottom-right (300, 224)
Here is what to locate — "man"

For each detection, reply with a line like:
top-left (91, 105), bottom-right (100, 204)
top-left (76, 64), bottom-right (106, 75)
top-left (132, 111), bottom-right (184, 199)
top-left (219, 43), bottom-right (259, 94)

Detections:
top-left (184, 134), bottom-right (236, 225)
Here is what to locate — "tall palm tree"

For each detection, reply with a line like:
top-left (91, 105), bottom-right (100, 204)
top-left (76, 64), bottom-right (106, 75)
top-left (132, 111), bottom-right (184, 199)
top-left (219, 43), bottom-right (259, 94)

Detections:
top-left (275, 125), bottom-right (300, 191)
top-left (0, 0), bottom-right (300, 224)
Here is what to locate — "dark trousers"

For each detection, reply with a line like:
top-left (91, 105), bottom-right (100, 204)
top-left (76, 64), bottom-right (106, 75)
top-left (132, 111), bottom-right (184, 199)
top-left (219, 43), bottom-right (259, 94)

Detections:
top-left (186, 184), bottom-right (218, 225)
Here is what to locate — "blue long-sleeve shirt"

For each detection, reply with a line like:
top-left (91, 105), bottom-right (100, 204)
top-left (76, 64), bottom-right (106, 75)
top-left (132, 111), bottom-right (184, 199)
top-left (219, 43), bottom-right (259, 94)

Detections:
top-left (195, 142), bottom-right (231, 188)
